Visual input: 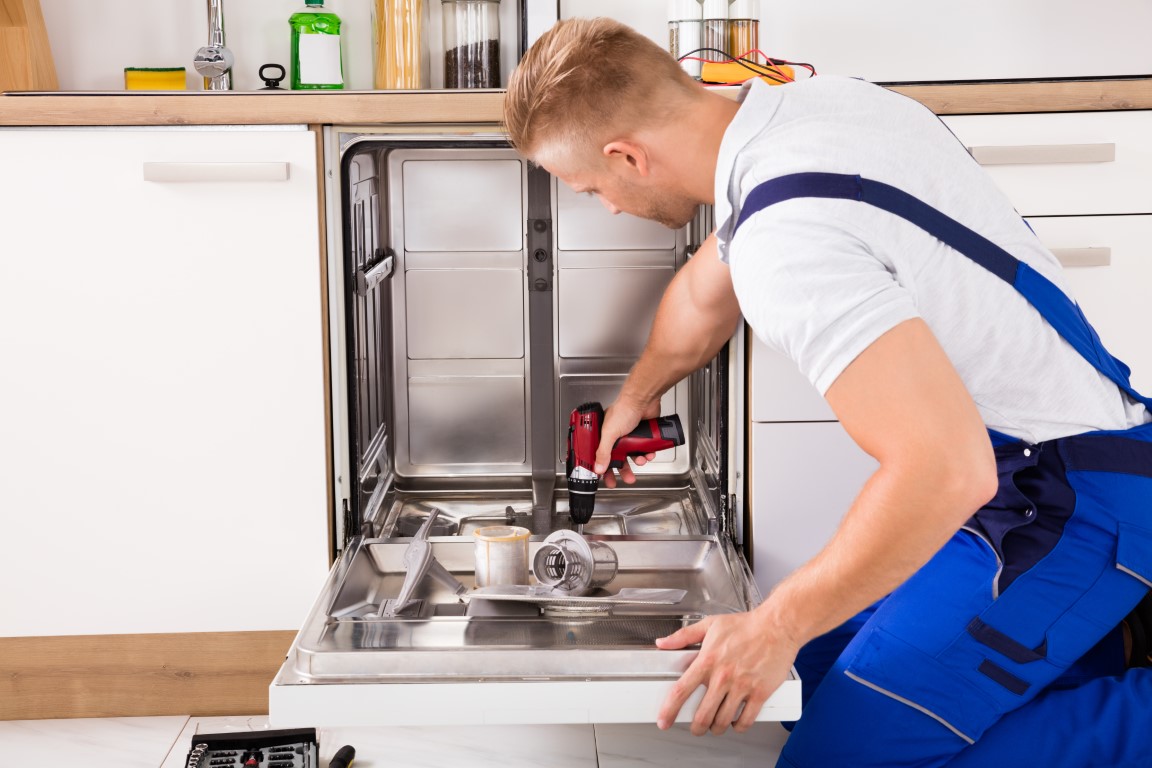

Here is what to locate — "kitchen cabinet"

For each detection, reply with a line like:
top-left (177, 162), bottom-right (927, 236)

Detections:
top-left (0, 127), bottom-right (331, 637)
top-left (943, 110), bottom-right (1152, 393)
top-left (747, 335), bottom-right (874, 600)
top-left (749, 338), bottom-right (834, 423)
top-left (749, 422), bottom-right (877, 595)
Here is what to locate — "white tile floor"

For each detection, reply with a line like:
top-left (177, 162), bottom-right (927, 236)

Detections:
top-left (0, 715), bottom-right (791, 767)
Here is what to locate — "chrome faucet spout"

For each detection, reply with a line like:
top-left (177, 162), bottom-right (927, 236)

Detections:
top-left (207, 0), bottom-right (225, 47)
top-left (194, 0), bottom-right (233, 90)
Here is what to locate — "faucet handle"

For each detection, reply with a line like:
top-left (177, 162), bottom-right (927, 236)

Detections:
top-left (194, 44), bottom-right (234, 83)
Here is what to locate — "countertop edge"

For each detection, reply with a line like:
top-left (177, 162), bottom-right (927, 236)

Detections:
top-left (1, 79), bottom-right (1150, 126)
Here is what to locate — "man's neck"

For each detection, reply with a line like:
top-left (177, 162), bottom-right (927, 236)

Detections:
top-left (664, 90), bottom-right (743, 205)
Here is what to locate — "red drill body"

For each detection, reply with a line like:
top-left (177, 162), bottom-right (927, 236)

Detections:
top-left (565, 402), bottom-right (685, 526)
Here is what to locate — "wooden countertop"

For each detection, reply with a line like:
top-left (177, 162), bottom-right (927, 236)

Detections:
top-left (1, 78), bottom-right (1149, 126)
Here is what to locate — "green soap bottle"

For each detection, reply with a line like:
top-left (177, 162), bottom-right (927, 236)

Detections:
top-left (290, 0), bottom-right (344, 90)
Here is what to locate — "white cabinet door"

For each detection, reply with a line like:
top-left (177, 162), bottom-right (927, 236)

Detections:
top-left (749, 422), bottom-right (876, 597)
top-left (1027, 214), bottom-right (1152, 395)
top-left (0, 128), bottom-right (330, 637)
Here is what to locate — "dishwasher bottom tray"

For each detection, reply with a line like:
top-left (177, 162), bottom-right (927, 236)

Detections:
top-left (270, 534), bottom-right (802, 726)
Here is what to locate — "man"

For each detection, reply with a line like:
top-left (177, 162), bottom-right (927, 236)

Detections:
top-left (504, 18), bottom-right (1152, 768)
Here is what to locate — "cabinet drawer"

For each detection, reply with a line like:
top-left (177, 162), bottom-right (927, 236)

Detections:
top-left (941, 111), bottom-right (1152, 216)
top-left (1027, 214), bottom-right (1152, 394)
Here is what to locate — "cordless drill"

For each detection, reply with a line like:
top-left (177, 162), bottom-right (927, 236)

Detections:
top-left (565, 401), bottom-right (686, 528)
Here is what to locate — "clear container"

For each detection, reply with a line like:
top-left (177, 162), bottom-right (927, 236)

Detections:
top-left (442, 0), bottom-right (501, 89)
top-left (701, 0), bottom-right (728, 62)
top-left (728, 0), bottom-right (760, 62)
top-left (668, 0), bottom-right (703, 78)
top-left (473, 525), bottom-right (530, 587)
top-left (373, 0), bottom-right (424, 89)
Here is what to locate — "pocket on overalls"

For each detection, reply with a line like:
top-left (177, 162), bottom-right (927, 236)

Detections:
top-left (843, 625), bottom-right (1004, 745)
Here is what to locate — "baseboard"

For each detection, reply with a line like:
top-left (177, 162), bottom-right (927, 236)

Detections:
top-left (0, 630), bottom-right (297, 720)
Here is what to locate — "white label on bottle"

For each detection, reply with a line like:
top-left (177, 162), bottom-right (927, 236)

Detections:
top-left (299, 34), bottom-right (343, 85)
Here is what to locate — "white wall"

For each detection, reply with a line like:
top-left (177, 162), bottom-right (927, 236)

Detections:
top-left (39, 0), bottom-right (374, 91)
top-left (37, 1), bottom-right (1152, 92)
top-left (562, 0), bottom-right (1152, 81)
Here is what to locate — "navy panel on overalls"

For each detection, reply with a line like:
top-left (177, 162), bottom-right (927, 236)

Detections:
top-left (730, 173), bottom-right (1152, 767)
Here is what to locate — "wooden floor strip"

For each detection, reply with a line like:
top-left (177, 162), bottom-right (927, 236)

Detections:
top-left (0, 631), bottom-right (297, 720)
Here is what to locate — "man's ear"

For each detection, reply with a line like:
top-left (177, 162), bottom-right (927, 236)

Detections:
top-left (602, 140), bottom-right (650, 177)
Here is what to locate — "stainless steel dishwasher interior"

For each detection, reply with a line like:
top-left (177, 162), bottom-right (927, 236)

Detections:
top-left (279, 134), bottom-right (747, 687)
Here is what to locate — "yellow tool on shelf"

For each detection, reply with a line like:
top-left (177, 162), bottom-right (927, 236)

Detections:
top-left (124, 67), bottom-right (187, 91)
top-left (700, 60), bottom-right (794, 86)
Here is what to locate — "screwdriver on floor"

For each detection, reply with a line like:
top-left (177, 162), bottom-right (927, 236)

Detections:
top-left (330, 744), bottom-right (356, 768)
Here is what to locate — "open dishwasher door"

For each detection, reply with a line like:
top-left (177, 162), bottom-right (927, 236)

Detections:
top-left (269, 128), bottom-right (801, 727)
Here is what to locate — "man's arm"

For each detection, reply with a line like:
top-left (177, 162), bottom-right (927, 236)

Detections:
top-left (596, 234), bottom-right (742, 483)
top-left (656, 317), bottom-right (999, 734)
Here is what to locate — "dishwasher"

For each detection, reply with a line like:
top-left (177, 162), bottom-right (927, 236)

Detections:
top-left (268, 125), bottom-right (802, 727)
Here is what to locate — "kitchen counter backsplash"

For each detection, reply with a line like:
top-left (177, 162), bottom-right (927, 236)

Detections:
top-left (32, 1), bottom-right (1152, 93)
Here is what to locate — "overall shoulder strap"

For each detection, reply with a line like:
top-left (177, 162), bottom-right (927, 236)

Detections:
top-left (731, 172), bottom-right (1150, 408)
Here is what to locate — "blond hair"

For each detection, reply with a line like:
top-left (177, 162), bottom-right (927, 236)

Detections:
top-left (504, 18), bottom-right (698, 164)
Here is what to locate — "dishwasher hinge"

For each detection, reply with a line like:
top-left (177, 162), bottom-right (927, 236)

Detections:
top-left (720, 493), bottom-right (738, 543)
top-left (353, 247), bottom-right (395, 296)
top-left (342, 497), bottom-right (359, 546)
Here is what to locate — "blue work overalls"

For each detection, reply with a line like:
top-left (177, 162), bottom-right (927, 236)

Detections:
top-left (729, 173), bottom-right (1152, 767)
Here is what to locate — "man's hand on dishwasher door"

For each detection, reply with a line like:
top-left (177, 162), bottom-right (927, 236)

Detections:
top-left (655, 609), bottom-right (801, 735)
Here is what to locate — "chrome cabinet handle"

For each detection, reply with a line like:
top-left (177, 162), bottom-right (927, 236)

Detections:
top-left (1051, 247), bottom-right (1111, 268)
top-left (967, 143), bottom-right (1116, 166)
top-left (142, 162), bottom-right (290, 182)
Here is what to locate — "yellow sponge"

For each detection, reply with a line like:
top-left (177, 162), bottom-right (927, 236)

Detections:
top-left (701, 61), bottom-right (794, 85)
top-left (124, 68), bottom-right (187, 91)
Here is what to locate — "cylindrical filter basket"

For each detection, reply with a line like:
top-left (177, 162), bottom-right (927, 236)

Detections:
top-left (532, 529), bottom-right (618, 596)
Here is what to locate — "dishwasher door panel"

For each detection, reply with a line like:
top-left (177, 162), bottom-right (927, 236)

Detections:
top-left (270, 535), bottom-right (801, 725)
top-left (270, 676), bottom-right (801, 727)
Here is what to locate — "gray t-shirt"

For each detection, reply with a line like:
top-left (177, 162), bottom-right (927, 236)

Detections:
top-left (714, 76), bottom-right (1148, 443)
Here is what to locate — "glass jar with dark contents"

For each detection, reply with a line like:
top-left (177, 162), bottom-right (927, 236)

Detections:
top-left (442, 0), bottom-right (501, 88)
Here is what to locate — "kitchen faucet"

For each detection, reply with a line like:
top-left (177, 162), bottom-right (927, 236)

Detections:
top-left (193, 0), bottom-right (233, 90)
